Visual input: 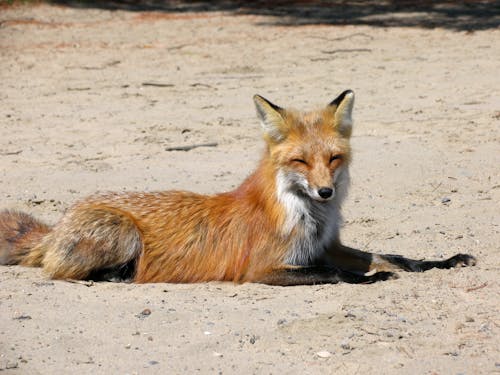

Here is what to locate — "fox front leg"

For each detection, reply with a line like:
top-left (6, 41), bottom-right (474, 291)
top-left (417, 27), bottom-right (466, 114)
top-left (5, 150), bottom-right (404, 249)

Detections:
top-left (256, 265), bottom-right (396, 286)
top-left (325, 243), bottom-right (476, 273)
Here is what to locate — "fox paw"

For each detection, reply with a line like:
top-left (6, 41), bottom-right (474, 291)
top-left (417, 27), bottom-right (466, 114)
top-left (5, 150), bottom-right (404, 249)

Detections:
top-left (445, 253), bottom-right (477, 268)
top-left (365, 271), bottom-right (399, 283)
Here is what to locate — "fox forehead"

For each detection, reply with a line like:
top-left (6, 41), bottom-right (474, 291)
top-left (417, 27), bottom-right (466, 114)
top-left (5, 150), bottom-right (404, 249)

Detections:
top-left (284, 106), bottom-right (337, 128)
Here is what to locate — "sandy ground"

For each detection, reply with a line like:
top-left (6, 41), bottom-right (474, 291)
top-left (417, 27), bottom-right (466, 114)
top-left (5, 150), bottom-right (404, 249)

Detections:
top-left (0, 2), bottom-right (499, 374)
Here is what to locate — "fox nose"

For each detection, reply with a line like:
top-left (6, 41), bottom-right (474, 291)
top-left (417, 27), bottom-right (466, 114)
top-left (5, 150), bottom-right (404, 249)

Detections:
top-left (318, 187), bottom-right (333, 199)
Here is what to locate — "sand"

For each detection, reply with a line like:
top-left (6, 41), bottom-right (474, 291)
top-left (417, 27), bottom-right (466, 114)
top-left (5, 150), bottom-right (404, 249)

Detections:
top-left (0, 2), bottom-right (499, 374)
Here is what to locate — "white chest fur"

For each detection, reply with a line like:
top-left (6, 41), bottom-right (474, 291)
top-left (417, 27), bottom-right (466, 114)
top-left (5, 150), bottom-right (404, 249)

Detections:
top-left (276, 169), bottom-right (349, 265)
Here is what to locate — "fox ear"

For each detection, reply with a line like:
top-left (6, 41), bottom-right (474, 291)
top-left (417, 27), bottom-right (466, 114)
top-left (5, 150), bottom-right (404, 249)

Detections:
top-left (253, 95), bottom-right (286, 142)
top-left (329, 90), bottom-right (355, 137)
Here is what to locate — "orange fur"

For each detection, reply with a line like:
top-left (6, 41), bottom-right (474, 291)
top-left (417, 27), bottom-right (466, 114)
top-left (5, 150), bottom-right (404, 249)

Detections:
top-left (0, 92), bottom-right (358, 283)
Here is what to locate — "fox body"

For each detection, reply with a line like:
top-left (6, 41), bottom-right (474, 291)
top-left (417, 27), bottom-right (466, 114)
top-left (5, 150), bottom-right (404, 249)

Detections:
top-left (0, 91), bottom-right (475, 285)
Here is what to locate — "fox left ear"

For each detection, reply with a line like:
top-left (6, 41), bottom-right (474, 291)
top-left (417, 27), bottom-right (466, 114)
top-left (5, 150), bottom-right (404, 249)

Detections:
top-left (329, 90), bottom-right (355, 137)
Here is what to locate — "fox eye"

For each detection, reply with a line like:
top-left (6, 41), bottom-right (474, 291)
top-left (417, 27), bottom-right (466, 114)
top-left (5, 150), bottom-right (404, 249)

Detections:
top-left (291, 158), bottom-right (307, 165)
top-left (330, 154), bottom-right (342, 163)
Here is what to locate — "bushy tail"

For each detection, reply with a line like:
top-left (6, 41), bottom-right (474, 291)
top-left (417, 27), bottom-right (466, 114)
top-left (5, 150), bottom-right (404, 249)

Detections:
top-left (0, 210), bottom-right (51, 267)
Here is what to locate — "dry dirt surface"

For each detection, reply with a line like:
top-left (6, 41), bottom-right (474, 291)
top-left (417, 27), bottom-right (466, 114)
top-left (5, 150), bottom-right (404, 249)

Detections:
top-left (0, 2), bottom-right (499, 374)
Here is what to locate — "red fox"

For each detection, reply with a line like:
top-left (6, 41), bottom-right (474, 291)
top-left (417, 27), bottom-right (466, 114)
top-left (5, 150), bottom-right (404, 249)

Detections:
top-left (0, 91), bottom-right (476, 285)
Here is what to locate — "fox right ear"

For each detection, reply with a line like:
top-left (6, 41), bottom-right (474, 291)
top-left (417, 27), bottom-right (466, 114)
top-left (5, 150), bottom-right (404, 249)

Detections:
top-left (329, 90), bottom-right (355, 137)
top-left (253, 95), bottom-right (286, 142)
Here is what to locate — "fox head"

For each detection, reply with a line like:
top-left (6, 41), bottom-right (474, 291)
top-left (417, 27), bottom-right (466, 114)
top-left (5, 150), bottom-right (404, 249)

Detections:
top-left (253, 91), bottom-right (354, 203)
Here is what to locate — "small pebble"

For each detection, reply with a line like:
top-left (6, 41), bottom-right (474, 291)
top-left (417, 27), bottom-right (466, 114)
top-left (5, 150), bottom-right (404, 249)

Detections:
top-left (316, 351), bottom-right (332, 358)
top-left (479, 323), bottom-right (490, 332)
top-left (136, 309), bottom-right (151, 319)
top-left (340, 340), bottom-right (352, 351)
